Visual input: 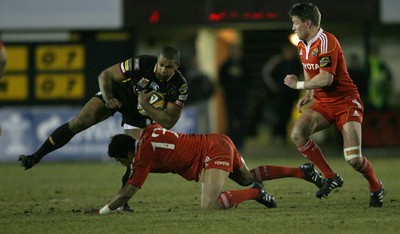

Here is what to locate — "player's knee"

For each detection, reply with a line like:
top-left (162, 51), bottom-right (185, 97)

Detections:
top-left (201, 199), bottom-right (221, 210)
top-left (230, 174), bottom-right (253, 186)
top-left (290, 129), bottom-right (305, 145)
top-left (343, 146), bottom-right (363, 169)
top-left (236, 178), bottom-right (253, 186)
top-left (69, 116), bottom-right (92, 132)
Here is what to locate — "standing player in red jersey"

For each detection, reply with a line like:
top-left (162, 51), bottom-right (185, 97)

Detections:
top-left (85, 122), bottom-right (326, 213)
top-left (284, 2), bottom-right (384, 207)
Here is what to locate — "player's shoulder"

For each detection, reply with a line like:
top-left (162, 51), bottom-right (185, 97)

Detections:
top-left (170, 70), bottom-right (189, 96)
top-left (318, 31), bottom-right (339, 54)
top-left (141, 123), bottom-right (164, 140)
top-left (121, 55), bottom-right (157, 73)
top-left (132, 55), bottom-right (158, 71)
top-left (170, 70), bottom-right (187, 84)
top-left (319, 31), bottom-right (338, 41)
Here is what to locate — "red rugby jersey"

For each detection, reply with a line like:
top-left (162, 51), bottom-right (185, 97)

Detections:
top-left (127, 123), bottom-right (208, 188)
top-left (297, 29), bottom-right (359, 103)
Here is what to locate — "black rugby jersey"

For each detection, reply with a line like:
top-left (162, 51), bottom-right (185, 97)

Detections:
top-left (102, 55), bottom-right (188, 128)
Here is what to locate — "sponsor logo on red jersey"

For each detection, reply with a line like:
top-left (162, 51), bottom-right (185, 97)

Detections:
top-left (320, 56), bottom-right (331, 68)
top-left (215, 161), bottom-right (230, 166)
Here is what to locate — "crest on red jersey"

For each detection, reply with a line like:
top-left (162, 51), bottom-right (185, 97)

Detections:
top-left (312, 48), bottom-right (318, 57)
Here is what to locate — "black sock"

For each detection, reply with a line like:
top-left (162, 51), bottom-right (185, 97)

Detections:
top-left (34, 122), bottom-right (75, 159)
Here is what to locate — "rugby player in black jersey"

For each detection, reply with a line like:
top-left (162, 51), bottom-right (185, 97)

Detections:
top-left (18, 46), bottom-right (188, 210)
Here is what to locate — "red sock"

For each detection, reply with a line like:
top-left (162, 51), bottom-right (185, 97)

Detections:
top-left (251, 165), bottom-right (303, 181)
top-left (297, 139), bottom-right (335, 178)
top-left (219, 188), bottom-right (259, 209)
top-left (357, 157), bottom-right (381, 191)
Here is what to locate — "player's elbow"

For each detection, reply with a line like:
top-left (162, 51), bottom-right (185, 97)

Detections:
top-left (98, 69), bottom-right (111, 83)
top-left (157, 121), bottom-right (174, 130)
top-left (318, 72), bottom-right (334, 87)
top-left (317, 78), bottom-right (333, 88)
top-left (159, 113), bottom-right (180, 129)
top-left (323, 77), bottom-right (334, 87)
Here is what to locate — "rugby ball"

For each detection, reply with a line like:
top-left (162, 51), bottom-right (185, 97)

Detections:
top-left (137, 92), bottom-right (166, 116)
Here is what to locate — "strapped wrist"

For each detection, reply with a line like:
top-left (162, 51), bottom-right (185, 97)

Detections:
top-left (296, 81), bottom-right (305, 89)
top-left (99, 204), bottom-right (112, 214)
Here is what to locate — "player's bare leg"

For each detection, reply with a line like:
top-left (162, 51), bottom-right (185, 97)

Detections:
top-left (201, 168), bottom-right (228, 210)
top-left (228, 157), bottom-right (255, 186)
top-left (342, 121), bottom-right (383, 207)
top-left (213, 162), bottom-right (276, 209)
top-left (290, 109), bottom-right (343, 197)
top-left (19, 97), bottom-right (111, 170)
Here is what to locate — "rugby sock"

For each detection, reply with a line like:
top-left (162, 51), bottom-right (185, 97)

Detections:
top-left (251, 165), bottom-right (303, 181)
top-left (357, 157), bottom-right (381, 191)
top-left (297, 139), bottom-right (336, 179)
top-left (34, 123), bottom-right (75, 159)
top-left (219, 188), bottom-right (259, 209)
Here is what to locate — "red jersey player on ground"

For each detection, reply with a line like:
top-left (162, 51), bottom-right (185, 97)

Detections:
top-left (86, 123), bottom-right (325, 213)
top-left (284, 2), bottom-right (383, 207)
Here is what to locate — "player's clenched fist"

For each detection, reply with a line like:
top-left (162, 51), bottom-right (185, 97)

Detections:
top-left (284, 74), bottom-right (299, 89)
top-left (105, 98), bottom-right (122, 109)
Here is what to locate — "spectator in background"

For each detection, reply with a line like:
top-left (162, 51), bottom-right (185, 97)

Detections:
top-left (0, 41), bottom-right (6, 79)
top-left (366, 45), bottom-right (392, 110)
top-left (184, 57), bottom-right (215, 133)
top-left (0, 41), bottom-right (8, 136)
top-left (347, 53), bottom-right (368, 101)
top-left (219, 45), bottom-right (250, 149)
top-left (261, 45), bottom-right (302, 143)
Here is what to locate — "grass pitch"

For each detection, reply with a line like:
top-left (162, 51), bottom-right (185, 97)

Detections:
top-left (1, 154), bottom-right (399, 234)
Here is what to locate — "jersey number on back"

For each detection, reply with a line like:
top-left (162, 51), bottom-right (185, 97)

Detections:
top-left (150, 142), bottom-right (175, 151)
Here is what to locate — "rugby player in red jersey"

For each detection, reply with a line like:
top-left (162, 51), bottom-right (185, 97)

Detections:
top-left (86, 123), bottom-right (327, 213)
top-left (284, 2), bottom-right (383, 207)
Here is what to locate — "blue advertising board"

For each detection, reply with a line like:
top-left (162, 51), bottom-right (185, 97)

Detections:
top-left (0, 106), bottom-right (199, 162)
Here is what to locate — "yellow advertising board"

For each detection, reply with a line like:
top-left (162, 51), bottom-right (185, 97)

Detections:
top-left (35, 45), bottom-right (84, 71)
top-left (0, 75), bottom-right (29, 100)
top-left (35, 73), bottom-right (85, 99)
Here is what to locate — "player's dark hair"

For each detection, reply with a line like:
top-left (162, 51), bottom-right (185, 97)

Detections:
top-left (289, 2), bottom-right (321, 27)
top-left (108, 134), bottom-right (136, 158)
top-left (160, 46), bottom-right (180, 63)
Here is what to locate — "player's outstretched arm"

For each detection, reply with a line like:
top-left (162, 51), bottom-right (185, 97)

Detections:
top-left (85, 184), bottom-right (139, 214)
